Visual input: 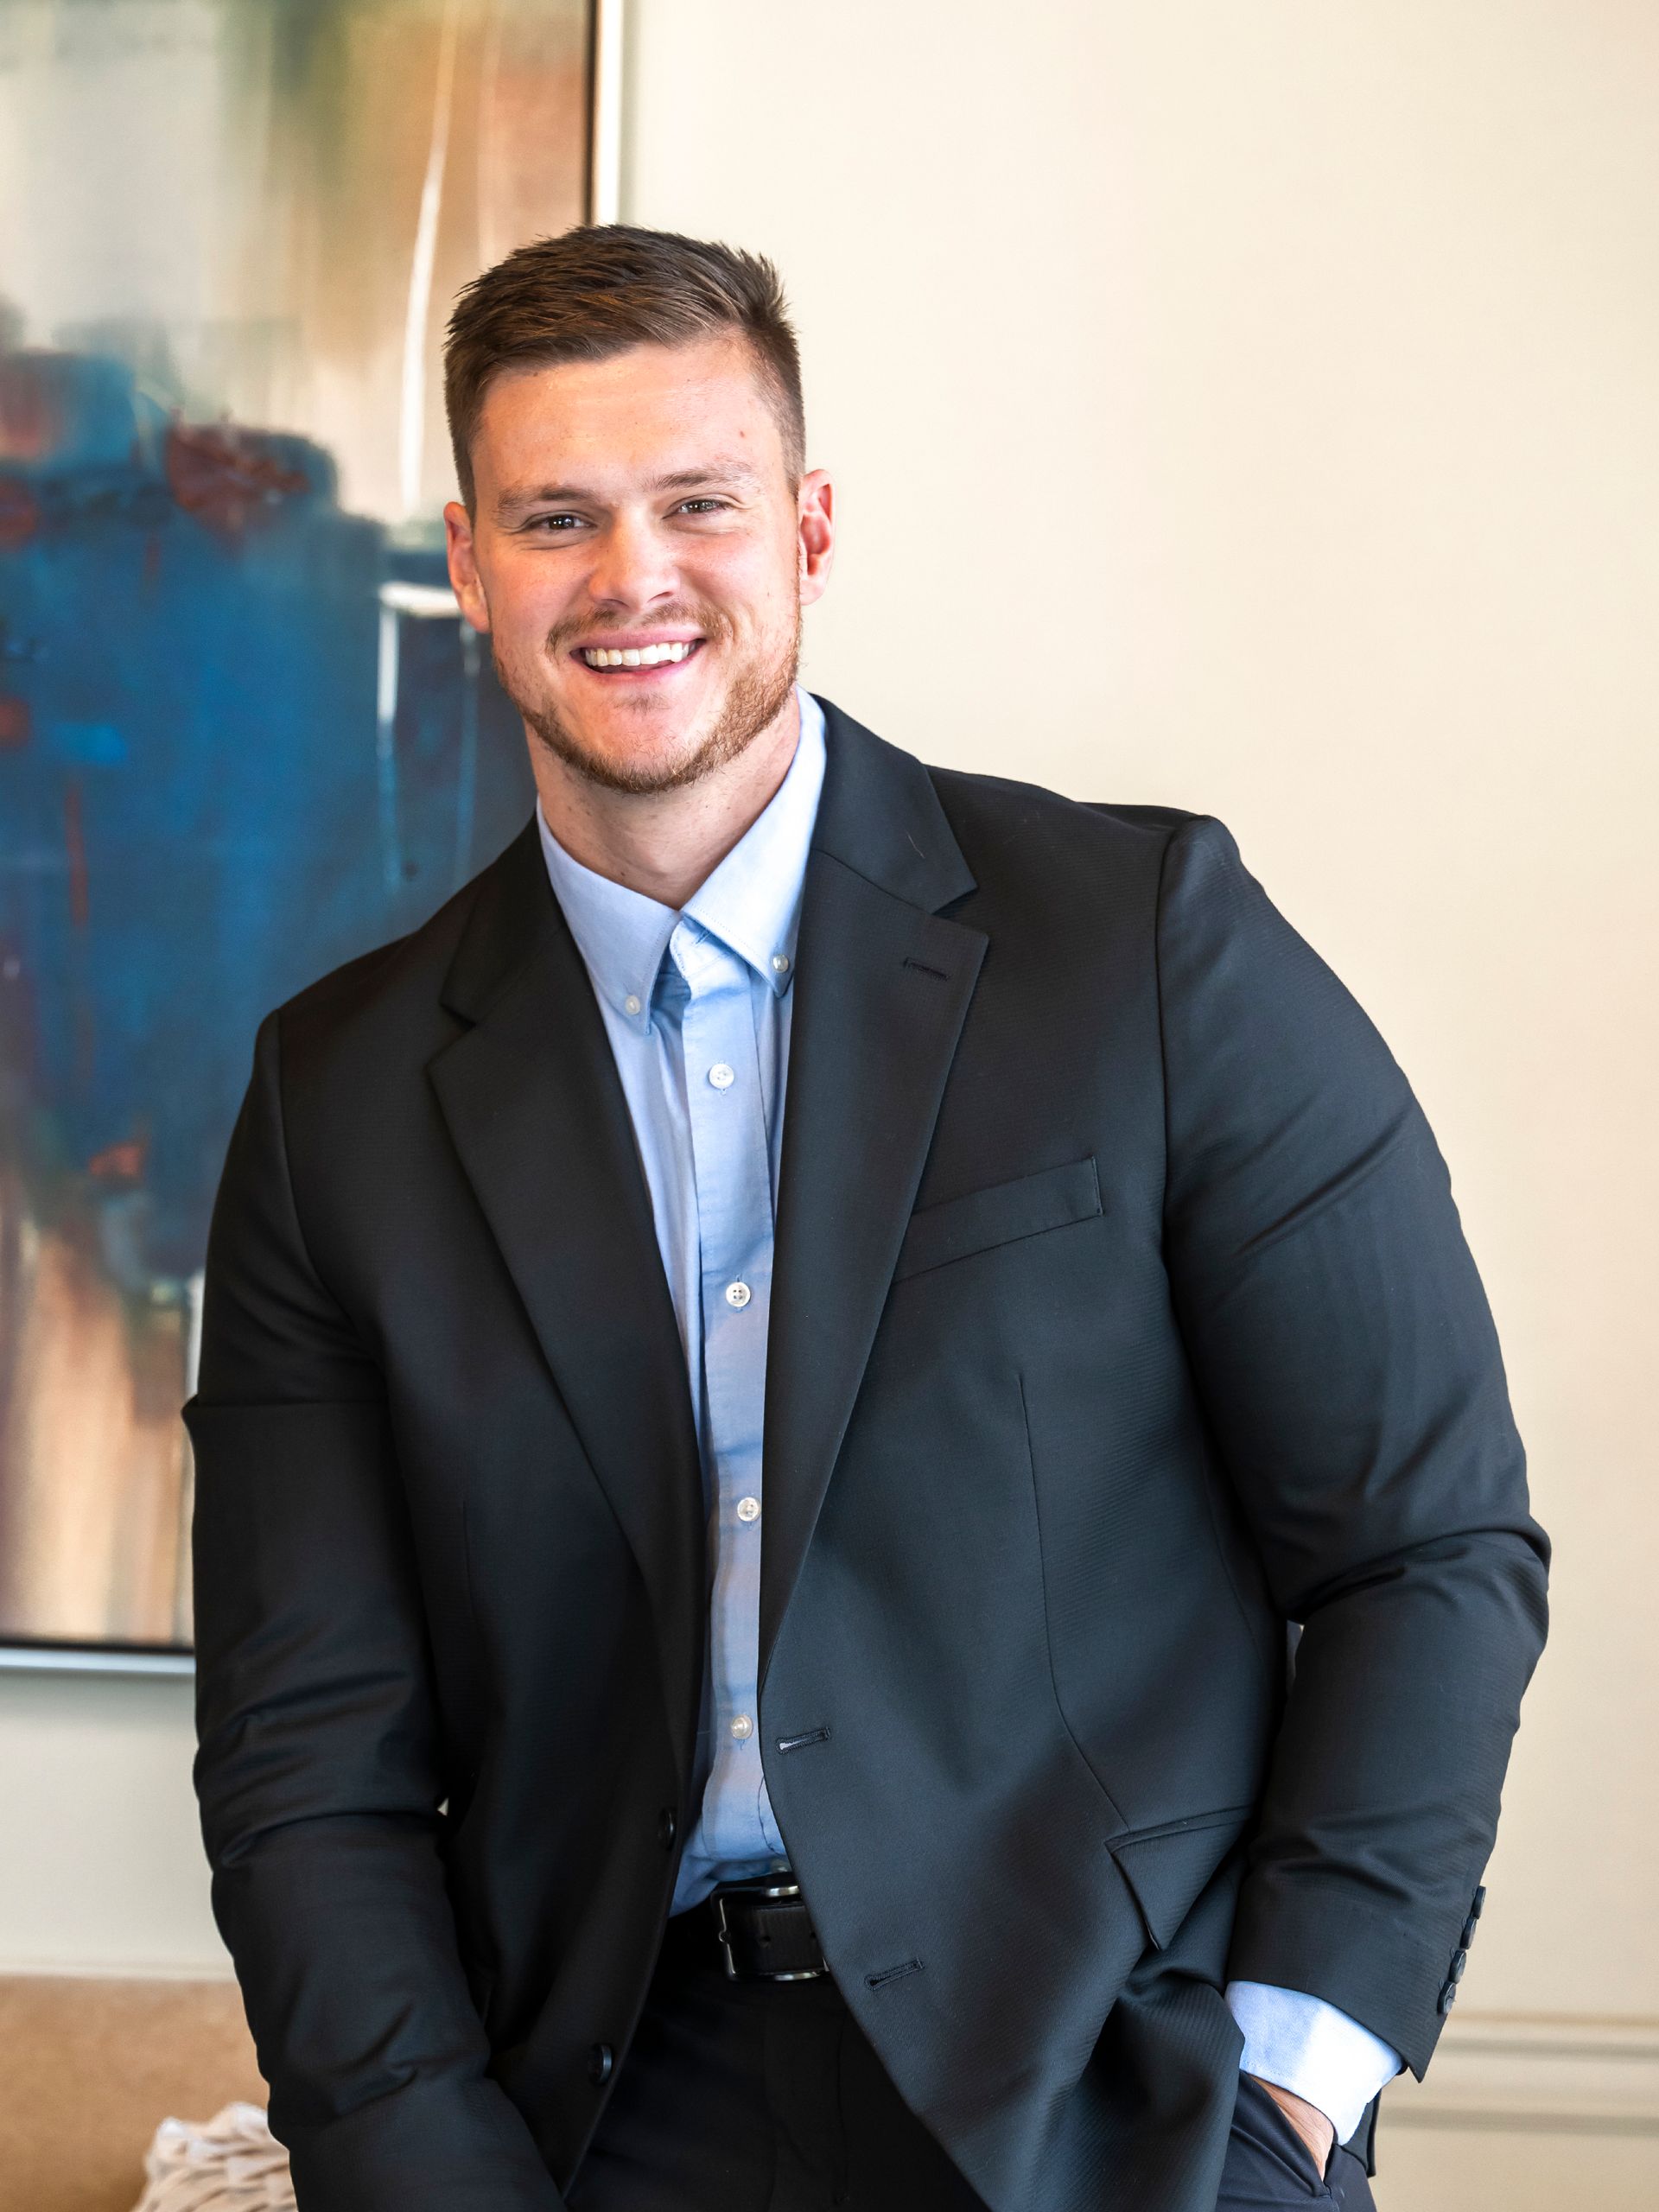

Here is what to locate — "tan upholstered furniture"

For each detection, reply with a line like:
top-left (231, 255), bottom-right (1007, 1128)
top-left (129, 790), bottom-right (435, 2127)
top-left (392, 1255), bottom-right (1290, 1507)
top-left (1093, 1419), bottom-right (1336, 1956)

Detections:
top-left (0, 1975), bottom-right (264, 2212)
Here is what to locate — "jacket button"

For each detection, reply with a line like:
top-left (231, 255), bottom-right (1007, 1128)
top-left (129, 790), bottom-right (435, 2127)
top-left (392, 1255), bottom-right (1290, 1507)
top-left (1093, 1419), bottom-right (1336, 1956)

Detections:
top-left (1470, 1885), bottom-right (1487, 1919)
top-left (588, 2042), bottom-right (613, 2085)
top-left (658, 1808), bottom-right (677, 1849)
top-left (1438, 1982), bottom-right (1458, 2014)
top-left (1447, 1948), bottom-right (1467, 1983)
top-left (1461, 1915), bottom-right (1479, 1948)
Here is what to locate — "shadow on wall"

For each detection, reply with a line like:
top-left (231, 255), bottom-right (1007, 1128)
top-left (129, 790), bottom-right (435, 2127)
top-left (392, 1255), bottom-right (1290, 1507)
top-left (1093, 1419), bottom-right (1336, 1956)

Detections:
top-left (0, 322), bottom-right (536, 1649)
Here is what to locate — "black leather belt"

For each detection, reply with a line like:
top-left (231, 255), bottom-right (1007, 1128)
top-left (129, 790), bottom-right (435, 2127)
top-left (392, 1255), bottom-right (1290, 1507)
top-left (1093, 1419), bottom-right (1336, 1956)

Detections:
top-left (670, 1872), bottom-right (829, 1982)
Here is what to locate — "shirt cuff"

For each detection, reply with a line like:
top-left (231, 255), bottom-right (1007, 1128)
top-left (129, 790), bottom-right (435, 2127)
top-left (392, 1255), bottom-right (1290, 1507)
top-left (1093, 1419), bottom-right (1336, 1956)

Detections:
top-left (1224, 1980), bottom-right (1402, 2145)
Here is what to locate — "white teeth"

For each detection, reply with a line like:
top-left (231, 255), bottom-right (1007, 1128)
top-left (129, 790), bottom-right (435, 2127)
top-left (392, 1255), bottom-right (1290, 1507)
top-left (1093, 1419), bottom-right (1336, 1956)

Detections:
top-left (582, 641), bottom-right (695, 668)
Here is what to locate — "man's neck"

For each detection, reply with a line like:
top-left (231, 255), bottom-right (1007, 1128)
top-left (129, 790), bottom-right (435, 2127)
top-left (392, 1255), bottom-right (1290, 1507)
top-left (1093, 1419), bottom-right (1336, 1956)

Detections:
top-left (531, 692), bottom-right (803, 912)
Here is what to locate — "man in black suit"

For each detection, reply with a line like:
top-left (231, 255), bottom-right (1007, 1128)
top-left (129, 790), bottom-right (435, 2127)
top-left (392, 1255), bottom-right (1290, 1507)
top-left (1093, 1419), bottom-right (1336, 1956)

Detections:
top-left (188, 227), bottom-right (1548, 2212)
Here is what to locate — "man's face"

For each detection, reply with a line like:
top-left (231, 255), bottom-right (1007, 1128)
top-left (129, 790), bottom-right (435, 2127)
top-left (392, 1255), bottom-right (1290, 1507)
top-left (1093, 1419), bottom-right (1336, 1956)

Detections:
top-left (445, 335), bottom-right (832, 795)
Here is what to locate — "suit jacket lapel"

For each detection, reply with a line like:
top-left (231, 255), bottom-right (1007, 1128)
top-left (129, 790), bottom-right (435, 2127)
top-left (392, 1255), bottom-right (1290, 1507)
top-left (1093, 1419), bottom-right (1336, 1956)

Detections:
top-left (760, 705), bottom-right (987, 1682)
top-left (427, 824), bottom-right (706, 1778)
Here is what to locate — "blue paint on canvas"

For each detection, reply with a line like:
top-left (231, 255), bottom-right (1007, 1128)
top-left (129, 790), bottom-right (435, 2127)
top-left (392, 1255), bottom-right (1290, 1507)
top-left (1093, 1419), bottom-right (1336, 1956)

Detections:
top-left (0, 337), bottom-right (535, 1285)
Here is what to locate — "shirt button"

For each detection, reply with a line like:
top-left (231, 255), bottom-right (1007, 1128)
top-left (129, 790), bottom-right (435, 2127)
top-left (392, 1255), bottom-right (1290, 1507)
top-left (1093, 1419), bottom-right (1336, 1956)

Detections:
top-left (724, 1281), bottom-right (752, 1309)
top-left (736, 1496), bottom-right (760, 1523)
top-left (623, 994), bottom-right (642, 1016)
top-left (772, 953), bottom-right (790, 974)
top-left (730, 1713), bottom-right (754, 1740)
top-left (709, 1062), bottom-right (735, 1090)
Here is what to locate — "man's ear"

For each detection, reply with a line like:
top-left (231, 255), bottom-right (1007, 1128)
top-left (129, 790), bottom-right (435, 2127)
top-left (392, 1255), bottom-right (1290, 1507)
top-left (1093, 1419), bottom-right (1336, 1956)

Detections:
top-left (444, 500), bottom-right (493, 632)
top-left (798, 468), bottom-right (835, 606)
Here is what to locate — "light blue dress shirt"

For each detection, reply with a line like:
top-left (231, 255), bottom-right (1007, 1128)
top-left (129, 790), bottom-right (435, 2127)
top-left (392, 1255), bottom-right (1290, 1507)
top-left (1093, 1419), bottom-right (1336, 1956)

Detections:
top-left (538, 690), bottom-right (826, 1916)
top-left (537, 686), bottom-right (1399, 2140)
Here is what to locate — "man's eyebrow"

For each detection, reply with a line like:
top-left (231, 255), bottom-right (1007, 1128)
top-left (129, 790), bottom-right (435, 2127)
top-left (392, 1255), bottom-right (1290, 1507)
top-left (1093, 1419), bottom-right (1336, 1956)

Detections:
top-left (652, 461), bottom-right (765, 493)
top-left (494, 484), bottom-right (586, 521)
top-left (493, 460), bottom-right (764, 523)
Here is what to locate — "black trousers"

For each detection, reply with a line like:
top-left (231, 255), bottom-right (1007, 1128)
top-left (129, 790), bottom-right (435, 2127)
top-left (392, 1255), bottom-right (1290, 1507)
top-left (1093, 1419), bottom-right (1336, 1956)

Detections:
top-left (567, 1915), bottom-right (1377, 2212)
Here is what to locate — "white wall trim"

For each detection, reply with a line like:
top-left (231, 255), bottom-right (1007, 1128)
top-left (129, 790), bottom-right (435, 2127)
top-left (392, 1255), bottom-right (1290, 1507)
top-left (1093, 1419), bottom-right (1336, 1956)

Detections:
top-left (0, 1958), bottom-right (236, 1983)
top-left (1386, 2014), bottom-right (1659, 2139)
top-left (0, 1646), bottom-right (193, 1676)
top-left (589, 0), bottom-right (625, 224)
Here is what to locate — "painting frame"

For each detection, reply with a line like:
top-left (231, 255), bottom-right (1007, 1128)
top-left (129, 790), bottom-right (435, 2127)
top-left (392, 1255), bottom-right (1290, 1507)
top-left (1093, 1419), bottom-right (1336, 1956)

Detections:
top-left (0, 0), bottom-right (623, 1671)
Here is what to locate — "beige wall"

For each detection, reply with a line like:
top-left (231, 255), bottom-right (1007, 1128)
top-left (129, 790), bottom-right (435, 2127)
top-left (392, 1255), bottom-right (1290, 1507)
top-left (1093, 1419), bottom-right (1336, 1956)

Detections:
top-left (4, 0), bottom-right (1653, 2153)
top-left (626, 0), bottom-right (1659, 2026)
top-left (0, 1670), bottom-right (219, 1974)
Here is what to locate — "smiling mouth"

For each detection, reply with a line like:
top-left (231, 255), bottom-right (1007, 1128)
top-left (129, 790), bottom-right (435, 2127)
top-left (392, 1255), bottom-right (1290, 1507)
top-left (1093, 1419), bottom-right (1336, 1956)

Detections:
top-left (575, 639), bottom-right (703, 671)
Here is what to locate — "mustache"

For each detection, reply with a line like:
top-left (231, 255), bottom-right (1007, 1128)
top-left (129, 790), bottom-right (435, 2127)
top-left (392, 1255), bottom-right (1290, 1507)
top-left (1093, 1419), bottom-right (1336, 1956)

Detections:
top-left (545, 602), bottom-right (735, 655)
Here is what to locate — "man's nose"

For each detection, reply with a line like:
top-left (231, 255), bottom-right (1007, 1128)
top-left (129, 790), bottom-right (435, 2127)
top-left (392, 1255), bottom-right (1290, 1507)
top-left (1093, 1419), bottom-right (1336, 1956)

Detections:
top-left (586, 512), bottom-right (677, 609)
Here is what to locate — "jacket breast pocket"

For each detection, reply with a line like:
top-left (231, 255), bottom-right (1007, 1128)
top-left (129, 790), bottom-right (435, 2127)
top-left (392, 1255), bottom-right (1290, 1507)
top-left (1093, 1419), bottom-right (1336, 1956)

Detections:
top-left (893, 1156), bottom-right (1103, 1283)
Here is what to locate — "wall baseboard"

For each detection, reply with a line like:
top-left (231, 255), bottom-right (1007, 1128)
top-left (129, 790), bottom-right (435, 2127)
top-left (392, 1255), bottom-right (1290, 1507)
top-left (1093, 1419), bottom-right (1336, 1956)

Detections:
top-left (1386, 2014), bottom-right (1659, 2139)
top-left (0, 1957), bottom-right (236, 1983)
top-left (1, 1973), bottom-right (1653, 2145)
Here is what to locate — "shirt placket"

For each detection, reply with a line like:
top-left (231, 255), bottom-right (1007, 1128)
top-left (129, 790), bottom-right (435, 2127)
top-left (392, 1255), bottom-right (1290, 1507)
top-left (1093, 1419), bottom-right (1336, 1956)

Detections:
top-left (670, 920), bottom-right (784, 1866)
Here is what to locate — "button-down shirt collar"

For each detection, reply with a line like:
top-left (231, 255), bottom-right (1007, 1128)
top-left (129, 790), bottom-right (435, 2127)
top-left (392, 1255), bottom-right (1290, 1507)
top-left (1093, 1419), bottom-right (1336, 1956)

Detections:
top-left (536, 687), bottom-right (826, 1032)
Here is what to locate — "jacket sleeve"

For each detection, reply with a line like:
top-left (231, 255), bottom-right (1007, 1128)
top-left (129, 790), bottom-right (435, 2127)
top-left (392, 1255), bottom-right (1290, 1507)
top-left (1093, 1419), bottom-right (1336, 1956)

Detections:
top-left (1154, 817), bottom-right (1548, 2079)
top-left (187, 1011), bottom-right (563, 2209)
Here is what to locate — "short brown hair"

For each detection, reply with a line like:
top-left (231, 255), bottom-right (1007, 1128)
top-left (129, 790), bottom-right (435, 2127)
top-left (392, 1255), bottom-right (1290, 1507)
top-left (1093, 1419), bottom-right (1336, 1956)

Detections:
top-left (443, 225), bottom-right (804, 511)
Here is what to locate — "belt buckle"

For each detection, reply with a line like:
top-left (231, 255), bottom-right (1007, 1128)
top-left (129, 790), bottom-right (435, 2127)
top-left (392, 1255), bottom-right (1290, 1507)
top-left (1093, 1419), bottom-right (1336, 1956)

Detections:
top-left (711, 1876), bottom-right (827, 1983)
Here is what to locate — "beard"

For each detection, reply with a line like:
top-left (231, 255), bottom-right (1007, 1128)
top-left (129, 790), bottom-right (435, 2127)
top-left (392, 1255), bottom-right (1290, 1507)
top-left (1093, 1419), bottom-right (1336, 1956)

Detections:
top-left (497, 600), bottom-right (802, 798)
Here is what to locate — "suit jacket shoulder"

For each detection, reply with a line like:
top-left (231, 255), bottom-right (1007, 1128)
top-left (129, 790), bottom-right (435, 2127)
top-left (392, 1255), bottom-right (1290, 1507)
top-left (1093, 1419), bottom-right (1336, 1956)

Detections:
top-left (918, 763), bottom-right (1217, 969)
top-left (925, 760), bottom-right (1200, 868)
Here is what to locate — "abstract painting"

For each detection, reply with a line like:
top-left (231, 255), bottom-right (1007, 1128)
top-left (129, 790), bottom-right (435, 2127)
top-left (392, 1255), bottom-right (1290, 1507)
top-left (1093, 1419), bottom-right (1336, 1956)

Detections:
top-left (0, 0), bottom-right (600, 1654)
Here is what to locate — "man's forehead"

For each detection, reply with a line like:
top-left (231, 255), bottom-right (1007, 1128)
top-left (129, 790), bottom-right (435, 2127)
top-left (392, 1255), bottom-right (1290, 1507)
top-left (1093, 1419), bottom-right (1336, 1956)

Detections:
top-left (477, 338), bottom-right (785, 500)
top-left (484, 335), bottom-right (772, 433)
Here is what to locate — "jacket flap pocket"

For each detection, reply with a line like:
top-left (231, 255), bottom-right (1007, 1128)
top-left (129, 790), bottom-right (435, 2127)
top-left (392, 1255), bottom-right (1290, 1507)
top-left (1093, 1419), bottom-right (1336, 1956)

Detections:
top-left (893, 1157), bottom-right (1102, 1283)
top-left (1109, 1805), bottom-right (1254, 1951)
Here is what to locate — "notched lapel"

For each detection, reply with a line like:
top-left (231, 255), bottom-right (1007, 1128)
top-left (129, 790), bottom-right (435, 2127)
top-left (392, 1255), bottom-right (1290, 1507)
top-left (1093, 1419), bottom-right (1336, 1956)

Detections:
top-left (760, 709), bottom-right (988, 1681)
top-left (427, 831), bottom-right (705, 1777)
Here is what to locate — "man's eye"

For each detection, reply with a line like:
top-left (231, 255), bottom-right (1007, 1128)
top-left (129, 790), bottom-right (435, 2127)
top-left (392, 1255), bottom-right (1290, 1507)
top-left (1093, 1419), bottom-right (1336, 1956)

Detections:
top-left (676, 499), bottom-right (727, 515)
top-left (524, 513), bottom-right (585, 532)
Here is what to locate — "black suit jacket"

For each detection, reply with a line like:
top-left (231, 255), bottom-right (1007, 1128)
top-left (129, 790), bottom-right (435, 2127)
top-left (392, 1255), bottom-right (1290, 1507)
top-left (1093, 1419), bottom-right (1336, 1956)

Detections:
top-left (188, 700), bottom-right (1548, 2212)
